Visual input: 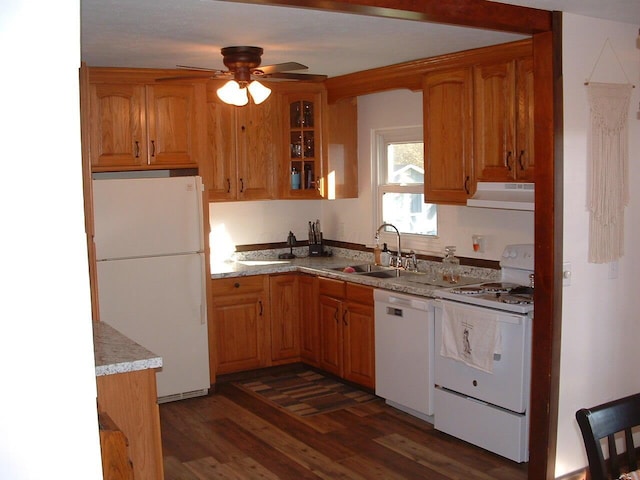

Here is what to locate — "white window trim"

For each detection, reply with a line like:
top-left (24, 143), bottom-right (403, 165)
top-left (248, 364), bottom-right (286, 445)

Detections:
top-left (372, 126), bottom-right (442, 255)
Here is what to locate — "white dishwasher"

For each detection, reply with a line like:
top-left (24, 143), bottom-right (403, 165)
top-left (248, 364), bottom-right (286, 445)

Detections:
top-left (374, 289), bottom-right (435, 421)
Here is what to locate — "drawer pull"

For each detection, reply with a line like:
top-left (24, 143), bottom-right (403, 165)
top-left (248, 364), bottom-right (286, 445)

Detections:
top-left (234, 282), bottom-right (240, 288)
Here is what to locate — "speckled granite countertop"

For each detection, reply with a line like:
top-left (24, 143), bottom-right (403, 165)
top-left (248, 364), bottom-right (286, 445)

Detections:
top-left (93, 322), bottom-right (162, 377)
top-left (211, 248), bottom-right (499, 298)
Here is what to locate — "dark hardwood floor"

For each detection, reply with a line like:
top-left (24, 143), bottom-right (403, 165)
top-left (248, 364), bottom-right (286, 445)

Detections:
top-left (160, 370), bottom-right (529, 479)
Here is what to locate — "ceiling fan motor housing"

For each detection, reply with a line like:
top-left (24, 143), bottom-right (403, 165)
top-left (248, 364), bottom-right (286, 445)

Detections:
top-left (221, 46), bottom-right (263, 83)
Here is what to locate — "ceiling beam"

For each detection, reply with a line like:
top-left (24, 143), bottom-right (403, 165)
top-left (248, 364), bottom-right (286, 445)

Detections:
top-left (217, 0), bottom-right (552, 34)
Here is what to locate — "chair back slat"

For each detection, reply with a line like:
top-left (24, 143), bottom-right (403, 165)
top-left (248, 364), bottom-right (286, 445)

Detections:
top-left (576, 393), bottom-right (640, 480)
top-left (625, 428), bottom-right (637, 471)
top-left (608, 433), bottom-right (621, 478)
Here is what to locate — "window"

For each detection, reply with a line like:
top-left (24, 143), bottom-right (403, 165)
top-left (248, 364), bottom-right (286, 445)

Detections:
top-left (374, 127), bottom-right (438, 253)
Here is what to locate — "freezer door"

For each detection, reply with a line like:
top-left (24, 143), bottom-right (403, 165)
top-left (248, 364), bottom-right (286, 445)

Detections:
top-left (96, 253), bottom-right (210, 399)
top-left (93, 176), bottom-right (204, 260)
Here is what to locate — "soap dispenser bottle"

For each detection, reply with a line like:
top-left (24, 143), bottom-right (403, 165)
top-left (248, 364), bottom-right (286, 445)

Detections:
top-left (442, 246), bottom-right (460, 283)
top-left (373, 234), bottom-right (382, 265)
top-left (380, 243), bottom-right (390, 267)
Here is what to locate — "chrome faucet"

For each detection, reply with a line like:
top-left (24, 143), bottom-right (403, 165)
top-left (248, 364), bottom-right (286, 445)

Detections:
top-left (376, 223), bottom-right (401, 267)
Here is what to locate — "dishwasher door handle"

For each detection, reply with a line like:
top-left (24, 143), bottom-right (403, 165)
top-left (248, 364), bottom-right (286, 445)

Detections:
top-left (386, 295), bottom-right (429, 311)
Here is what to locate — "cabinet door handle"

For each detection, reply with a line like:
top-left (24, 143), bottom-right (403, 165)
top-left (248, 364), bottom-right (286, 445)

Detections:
top-left (342, 309), bottom-right (348, 326)
top-left (334, 310), bottom-right (339, 324)
top-left (259, 300), bottom-right (263, 316)
top-left (150, 140), bottom-right (155, 158)
top-left (464, 176), bottom-right (470, 195)
top-left (506, 151), bottom-right (512, 171)
top-left (518, 150), bottom-right (526, 170)
top-left (240, 178), bottom-right (244, 193)
top-left (226, 178), bottom-right (231, 193)
top-left (134, 141), bottom-right (140, 158)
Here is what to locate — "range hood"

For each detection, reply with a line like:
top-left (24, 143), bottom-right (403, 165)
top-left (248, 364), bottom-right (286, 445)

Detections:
top-left (466, 182), bottom-right (535, 211)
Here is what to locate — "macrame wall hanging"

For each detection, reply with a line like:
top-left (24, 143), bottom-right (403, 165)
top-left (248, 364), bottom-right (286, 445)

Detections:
top-left (584, 38), bottom-right (634, 264)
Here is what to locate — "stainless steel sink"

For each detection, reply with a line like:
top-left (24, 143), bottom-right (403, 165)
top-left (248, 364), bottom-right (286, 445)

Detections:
top-left (331, 264), bottom-right (390, 273)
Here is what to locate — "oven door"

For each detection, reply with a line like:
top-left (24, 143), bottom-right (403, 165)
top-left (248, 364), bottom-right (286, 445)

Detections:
top-left (433, 299), bottom-right (532, 413)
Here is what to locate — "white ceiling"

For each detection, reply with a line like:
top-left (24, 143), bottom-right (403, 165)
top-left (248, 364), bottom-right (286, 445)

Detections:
top-left (81, 0), bottom-right (640, 78)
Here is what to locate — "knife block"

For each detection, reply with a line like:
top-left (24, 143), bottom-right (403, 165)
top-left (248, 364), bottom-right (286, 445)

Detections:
top-left (309, 243), bottom-right (324, 257)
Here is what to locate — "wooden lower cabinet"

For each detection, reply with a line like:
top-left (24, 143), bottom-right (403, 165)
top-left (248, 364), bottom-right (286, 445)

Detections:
top-left (96, 368), bottom-right (164, 480)
top-left (318, 278), bottom-right (375, 389)
top-left (299, 275), bottom-right (320, 366)
top-left (270, 274), bottom-right (301, 363)
top-left (211, 275), bottom-right (271, 375)
top-left (210, 273), bottom-right (373, 389)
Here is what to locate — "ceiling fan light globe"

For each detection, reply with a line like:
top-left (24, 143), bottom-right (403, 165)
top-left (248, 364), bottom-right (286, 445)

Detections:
top-left (217, 80), bottom-right (248, 106)
top-left (248, 80), bottom-right (271, 104)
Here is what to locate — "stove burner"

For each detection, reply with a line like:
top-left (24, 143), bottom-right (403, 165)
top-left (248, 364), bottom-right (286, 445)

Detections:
top-left (499, 294), bottom-right (534, 305)
top-left (450, 286), bottom-right (485, 295)
top-left (481, 282), bottom-right (519, 293)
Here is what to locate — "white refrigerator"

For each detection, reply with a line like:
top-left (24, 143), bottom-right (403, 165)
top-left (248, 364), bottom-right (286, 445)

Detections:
top-left (92, 175), bottom-right (210, 402)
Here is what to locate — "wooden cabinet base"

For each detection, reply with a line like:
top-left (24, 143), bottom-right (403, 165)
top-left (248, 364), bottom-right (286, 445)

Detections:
top-left (98, 411), bottom-right (134, 480)
top-left (96, 369), bottom-right (164, 480)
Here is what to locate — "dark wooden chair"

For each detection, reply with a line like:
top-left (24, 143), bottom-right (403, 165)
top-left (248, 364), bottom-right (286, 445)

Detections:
top-left (576, 393), bottom-right (640, 480)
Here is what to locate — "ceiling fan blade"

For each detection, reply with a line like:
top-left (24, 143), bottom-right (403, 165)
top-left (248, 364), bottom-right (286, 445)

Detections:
top-left (156, 72), bottom-right (231, 82)
top-left (257, 62), bottom-right (308, 75)
top-left (176, 65), bottom-right (219, 72)
top-left (265, 72), bottom-right (328, 82)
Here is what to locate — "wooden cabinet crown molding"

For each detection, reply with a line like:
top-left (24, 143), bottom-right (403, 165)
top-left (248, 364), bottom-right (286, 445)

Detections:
top-left (325, 38), bottom-right (532, 103)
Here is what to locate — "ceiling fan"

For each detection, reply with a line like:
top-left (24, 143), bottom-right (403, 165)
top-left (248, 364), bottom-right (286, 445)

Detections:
top-left (165, 46), bottom-right (327, 106)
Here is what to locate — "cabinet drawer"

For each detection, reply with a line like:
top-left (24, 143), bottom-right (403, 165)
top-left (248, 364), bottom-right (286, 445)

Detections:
top-left (346, 283), bottom-right (373, 305)
top-left (212, 275), bottom-right (266, 296)
top-left (319, 277), bottom-right (345, 298)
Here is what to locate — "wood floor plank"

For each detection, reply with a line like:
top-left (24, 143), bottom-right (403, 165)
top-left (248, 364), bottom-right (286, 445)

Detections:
top-left (337, 452), bottom-right (440, 480)
top-left (375, 432), bottom-right (512, 480)
top-left (184, 456), bottom-right (247, 480)
top-left (163, 455), bottom-right (201, 480)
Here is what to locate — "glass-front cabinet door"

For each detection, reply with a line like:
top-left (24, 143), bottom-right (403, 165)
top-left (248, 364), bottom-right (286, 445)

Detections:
top-left (281, 87), bottom-right (324, 199)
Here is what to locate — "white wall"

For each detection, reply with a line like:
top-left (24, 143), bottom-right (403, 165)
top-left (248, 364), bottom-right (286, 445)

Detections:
top-left (0, 0), bottom-right (103, 478)
top-left (555, 14), bottom-right (640, 477)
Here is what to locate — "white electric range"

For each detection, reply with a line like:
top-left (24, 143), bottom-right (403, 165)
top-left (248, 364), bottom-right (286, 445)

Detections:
top-left (431, 244), bottom-right (534, 463)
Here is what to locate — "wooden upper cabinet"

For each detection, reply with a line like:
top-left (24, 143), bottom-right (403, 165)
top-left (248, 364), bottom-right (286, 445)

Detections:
top-left (203, 81), bottom-right (276, 201)
top-left (280, 85), bottom-right (324, 199)
top-left (236, 97), bottom-right (278, 200)
top-left (89, 80), bottom-right (201, 171)
top-left (89, 83), bottom-right (146, 169)
top-left (203, 87), bottom-right (236, 200)
top-left (515, 56), bottom-right (535, 182)
top-left (325, 97), bottom-right (358, 199)
top-left (423, 67), bottom-right (474, 205)
top-left (145, 84), bottom-right (199, 168)
top-left (473, 57), bottom-right (534, 182)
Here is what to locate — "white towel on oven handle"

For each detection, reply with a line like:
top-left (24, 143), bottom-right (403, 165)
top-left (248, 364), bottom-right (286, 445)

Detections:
top-left (440, 302), bottom-right (502, 374)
